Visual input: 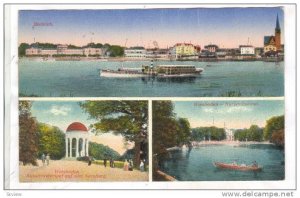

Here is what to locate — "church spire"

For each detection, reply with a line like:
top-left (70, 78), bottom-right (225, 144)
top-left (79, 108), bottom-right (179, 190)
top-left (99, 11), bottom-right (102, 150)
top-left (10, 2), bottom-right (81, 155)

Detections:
top-left (276, 14), bottom-right (280, 30)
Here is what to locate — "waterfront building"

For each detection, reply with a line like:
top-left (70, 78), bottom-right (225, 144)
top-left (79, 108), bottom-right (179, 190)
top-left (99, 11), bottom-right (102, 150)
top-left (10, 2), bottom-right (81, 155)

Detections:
top-left (145, 48), bottom-right (170, 59)
top-left (215, 50), bottom-right (227, 58)
top-left (204, 44), bottom-right (219, 53)
top-left (174, 43), bottom-right (197, 57)
top-left (125, 47), bottom-right (146, 58)
top-left (239, 45), bottom-right (255, 55)
top-left (255, 47), bottom-right (264, 57)
top-left (25, 47), bottom-right (41, 55)
top-left (225, 128), bottom-right (235, 141)
top-left (25, 44), bottom-right (103, 57)
top-left (263, 14), bottom-right (282, 55)
top-left (60, 48), bottom-right (84, 55)
top-left (83, 47), bottom-right (103, 56)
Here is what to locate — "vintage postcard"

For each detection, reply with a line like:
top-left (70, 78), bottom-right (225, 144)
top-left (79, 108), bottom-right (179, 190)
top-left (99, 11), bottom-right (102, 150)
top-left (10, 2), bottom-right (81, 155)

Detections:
top-left (3, 3), bottom-right (296, 191)
top-left (152, 100), bottom-right (285, 181)
top-left (18, 7), bottom-right (284, 97)
top-left (18, 100), bottom-right (149, 182)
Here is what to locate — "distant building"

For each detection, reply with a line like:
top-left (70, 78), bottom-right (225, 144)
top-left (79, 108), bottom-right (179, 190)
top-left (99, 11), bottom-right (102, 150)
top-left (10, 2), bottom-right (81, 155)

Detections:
top-left (83, 48), bottom-right (103, 56)
top-left (25, 44), bottom-right (103, 56)
top-left (40, 49), bottom-right (57, 56)
top-left (124, 47), bottom-right (146, 58)
top-left (255, 47), bottom-right (264, 57)
top-left (145, 48), bottom-right (170, 59)
top-left (239, 45), bottom-right (255, 55)
top-left (25, 47), bottom-right (41, 55)
top-left (204, 44), bottom-right (219, 53)
top-left (174, 43), bottom-right (197, 57)
top-left (263, 14), bottom-right (282, 55)
top-left (225, 128), bottom-right (235, 141)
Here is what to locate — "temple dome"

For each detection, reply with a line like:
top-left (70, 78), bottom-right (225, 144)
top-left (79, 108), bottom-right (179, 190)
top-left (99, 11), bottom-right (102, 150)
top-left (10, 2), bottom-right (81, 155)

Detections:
top-left (66, 122), bottom-right (88, 132)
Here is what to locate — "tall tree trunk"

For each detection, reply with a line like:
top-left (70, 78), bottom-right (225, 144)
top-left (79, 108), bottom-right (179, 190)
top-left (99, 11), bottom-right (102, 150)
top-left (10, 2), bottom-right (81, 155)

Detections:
top-left (133, 140), bottom-right (141, 168)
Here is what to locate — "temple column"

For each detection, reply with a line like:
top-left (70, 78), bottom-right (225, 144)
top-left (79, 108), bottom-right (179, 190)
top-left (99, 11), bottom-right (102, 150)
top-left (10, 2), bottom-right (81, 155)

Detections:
top-left (82, 139), bottom-right (86, 156)
top-left (76, 138), bottom-right (79, 157)
top-left (69, 138), bottom-right (72, 157)
top-left (65, 138), bottom-right (68, 158)
top-left (86, 139), bottom-right (89, 156)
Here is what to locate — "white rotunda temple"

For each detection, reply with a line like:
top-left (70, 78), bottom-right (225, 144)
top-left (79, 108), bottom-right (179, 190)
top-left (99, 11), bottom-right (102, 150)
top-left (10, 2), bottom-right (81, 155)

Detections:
top-left (65, 122), bottom-right (89, 158)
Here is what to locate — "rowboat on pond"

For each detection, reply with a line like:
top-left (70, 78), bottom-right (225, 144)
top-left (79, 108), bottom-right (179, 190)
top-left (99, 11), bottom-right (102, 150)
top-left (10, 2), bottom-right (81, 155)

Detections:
top-left (213, 162), bottom-right (262, 172)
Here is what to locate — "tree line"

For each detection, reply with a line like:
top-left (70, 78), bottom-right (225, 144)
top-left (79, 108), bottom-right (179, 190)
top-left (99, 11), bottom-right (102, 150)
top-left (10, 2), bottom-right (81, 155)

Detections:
top-left (191, 127), bottom-right (226, 141)
top-left (18, 42), bottom-right (124, 57)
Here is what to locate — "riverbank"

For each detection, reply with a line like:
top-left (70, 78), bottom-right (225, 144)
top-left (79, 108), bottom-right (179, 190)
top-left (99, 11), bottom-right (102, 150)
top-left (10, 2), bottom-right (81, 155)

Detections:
top-left (191, 140), bottom-right (274, 147)
top-left (22, 56), bottom-right (284, 62)
top-left (153, 170), bottom-right (177, 181)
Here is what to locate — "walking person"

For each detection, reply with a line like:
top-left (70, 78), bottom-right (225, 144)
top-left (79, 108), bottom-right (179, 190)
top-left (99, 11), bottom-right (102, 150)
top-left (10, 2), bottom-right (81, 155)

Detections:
top-left (41, 153), bottom-right (46, 166)
top-left (46, 154), bottom-right (50, 166)
top-left (128, 159), bottom-right (133, 171)
top-left (88, 156), bottom-right (92, 166)
top-left (139, 160), bottom-right (145, 172)
top-left (104, 158), bottom-right (107, 168)
top-left (123, 159), bottom-right (129, 171)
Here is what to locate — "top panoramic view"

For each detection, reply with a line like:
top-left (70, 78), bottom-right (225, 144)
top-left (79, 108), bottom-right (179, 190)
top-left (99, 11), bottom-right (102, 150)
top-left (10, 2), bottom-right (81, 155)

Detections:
top-left (18, 7), bottom-right (284, 97)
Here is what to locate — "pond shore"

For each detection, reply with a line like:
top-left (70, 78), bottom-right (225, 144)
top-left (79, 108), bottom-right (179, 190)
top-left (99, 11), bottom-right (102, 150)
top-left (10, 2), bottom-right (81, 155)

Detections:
top-left (191, 140), bottom-right (274, 147)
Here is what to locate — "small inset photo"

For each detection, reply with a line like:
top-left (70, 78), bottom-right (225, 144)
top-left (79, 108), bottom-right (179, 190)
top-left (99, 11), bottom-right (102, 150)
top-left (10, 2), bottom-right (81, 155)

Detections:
top-left (19, 100), bottom-right (149, 182)
top-left (152, 100), bottom-right (284, 181)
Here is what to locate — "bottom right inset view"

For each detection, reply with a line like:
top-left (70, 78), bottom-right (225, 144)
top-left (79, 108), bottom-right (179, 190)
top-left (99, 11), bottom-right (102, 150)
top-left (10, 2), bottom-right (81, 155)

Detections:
top-left (152, 100), bottom-right (284, 181)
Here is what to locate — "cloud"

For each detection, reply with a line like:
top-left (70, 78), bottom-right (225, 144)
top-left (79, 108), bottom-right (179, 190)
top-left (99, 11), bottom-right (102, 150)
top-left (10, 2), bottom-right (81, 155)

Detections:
top-left (49, 105), bottom-right (71, 116)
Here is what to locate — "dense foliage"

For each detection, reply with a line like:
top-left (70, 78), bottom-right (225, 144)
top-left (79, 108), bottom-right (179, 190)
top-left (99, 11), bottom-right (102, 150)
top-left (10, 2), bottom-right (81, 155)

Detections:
top-left (89, 142), bottom-right (121, 160)
top-left (19, 101), bottom-right (39, 165)
top-left (106, 45), bottom-right (124, 57)
top-left (152, 101), bottom-right (191, 155)
top-left (234, 125), bottom-right (264, 142)
top-left (83, 42), bottom-right (103, 48)
top-left (80, 101), bottom-right (148, 167)
top-left (264, 115), bottom-right (284, 147)
top-left (264, 115), bottom-right (284, 141)
top-left (18, 43), bottom-right (30, 57)
top-left (37, 123), bottom-right (65, 160)
top-left (191, 127), bottom-right (226, 141)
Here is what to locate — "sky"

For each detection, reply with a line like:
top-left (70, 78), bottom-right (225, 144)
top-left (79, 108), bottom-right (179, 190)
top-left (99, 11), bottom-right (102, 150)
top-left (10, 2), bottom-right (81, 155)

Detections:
top-left (19, 7), bottom-right (284, 48)
top-left (30, 101), bottom-right (133, 154)
top-left (173, 100), bottom-right (284, 129)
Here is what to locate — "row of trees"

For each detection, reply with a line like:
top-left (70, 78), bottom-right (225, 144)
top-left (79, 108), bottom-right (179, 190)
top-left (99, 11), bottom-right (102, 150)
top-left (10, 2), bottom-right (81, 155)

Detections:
top-left (18, 42), bottom-right (124, 57)
top-left (234, 125), bottom-right (264, 142)
top-left (19, 101), bottom-right (67, 164)
top-left (191, 127), bottom-right (226, 141)
top-left (152, 101), bottom-right (191, 155)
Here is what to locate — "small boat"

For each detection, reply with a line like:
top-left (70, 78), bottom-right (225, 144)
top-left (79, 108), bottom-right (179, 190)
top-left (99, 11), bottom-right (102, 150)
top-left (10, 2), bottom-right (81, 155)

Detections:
top-left (213, 162), bottom-right (262, 171)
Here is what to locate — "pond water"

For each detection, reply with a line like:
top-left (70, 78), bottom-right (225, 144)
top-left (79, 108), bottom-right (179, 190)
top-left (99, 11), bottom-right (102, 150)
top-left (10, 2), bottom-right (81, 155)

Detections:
top-left (158, 144), bottom-right (284, 181)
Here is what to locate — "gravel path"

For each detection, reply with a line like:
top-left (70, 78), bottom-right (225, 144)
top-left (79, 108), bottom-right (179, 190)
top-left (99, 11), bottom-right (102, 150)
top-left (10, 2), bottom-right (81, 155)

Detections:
top-left (20, 160), bottom-right (148, 182)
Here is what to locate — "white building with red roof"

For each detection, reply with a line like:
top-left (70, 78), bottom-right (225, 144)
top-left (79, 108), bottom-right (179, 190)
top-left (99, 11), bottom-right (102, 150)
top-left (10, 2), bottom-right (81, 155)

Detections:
top-left (65, 122), bottom-right (89, 158)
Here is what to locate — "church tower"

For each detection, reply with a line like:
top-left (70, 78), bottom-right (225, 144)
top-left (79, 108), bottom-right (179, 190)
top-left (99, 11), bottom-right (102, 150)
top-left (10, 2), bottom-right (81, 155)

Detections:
top-left (275, 14), bottom-right (281, 51)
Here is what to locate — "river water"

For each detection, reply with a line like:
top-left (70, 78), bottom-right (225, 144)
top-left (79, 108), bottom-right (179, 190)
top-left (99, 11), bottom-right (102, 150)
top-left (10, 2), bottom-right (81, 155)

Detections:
top-left (158, 144), bottom-right (284, 181)
top-left (19, 59), bottom-right (284, 97)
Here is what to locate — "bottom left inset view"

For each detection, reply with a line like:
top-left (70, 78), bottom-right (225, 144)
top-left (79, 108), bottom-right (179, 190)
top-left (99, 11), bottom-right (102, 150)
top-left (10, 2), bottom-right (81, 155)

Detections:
top-left (18, 100), bottom-right (149, 182)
